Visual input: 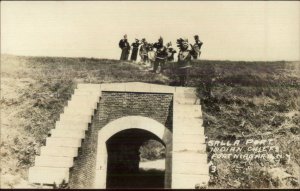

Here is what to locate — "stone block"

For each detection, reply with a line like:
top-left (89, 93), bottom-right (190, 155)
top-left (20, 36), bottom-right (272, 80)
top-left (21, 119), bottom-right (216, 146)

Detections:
top-left (35, 156), bottom-right (74, 168)
top-left (172, 173), bottom-right (210, 189)
top-left (67, 101), bottom-right (98, 109)
top-left (28, 167), bottom-right (69, 184)
top-left (50, 128), bottom-right (85, 139)
top-left (40, 146), bottom-right (78, 157)
top-left (77, 83), bottom-right (101, 89)
top-left (46, 137), bottom-right (81, 147)
top-left (173, 134), bottom-right (206, 144)
top-left (56, 121), bottom-right (89, 130)
top-left (59, 113), bottom-right (92, 123)
top-left (172, 142), bottom-right (207, 152)
top-left (63, 107), bottom-right (95, 116)
top-left (173, 151), bottom-right (208, 164)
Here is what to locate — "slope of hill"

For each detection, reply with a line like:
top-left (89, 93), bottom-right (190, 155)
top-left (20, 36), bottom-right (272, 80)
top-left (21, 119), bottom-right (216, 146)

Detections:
top-left (1, 54), bottom-right (299, 188)
top-left (164, 60), bottom-right (300, 188)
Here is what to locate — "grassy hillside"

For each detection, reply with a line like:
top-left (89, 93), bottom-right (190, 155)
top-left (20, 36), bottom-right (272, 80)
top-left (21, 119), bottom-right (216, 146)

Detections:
top-left (164, 60), bottom-right (300, 188)
top-left (1, 54), bottom-right (299, 188)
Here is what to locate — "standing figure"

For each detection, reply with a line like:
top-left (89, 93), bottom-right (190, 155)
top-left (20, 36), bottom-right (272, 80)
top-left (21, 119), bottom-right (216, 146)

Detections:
top-left (147, 43), bottom-right (156, 70)
top-left (166, 42), bottom-right (177, 62)
top-left (139, 38), bottom-right (149, 64)
top-left (119, 34), bottom-right (131, 61)
top-left (191, 35), bottom-right (203, 59)
top-left (130, 39), bottom-right (140, 62)
top-left (176, 38), bottom-right (197, 86)
top-left (153, 37), bottom-right (167, 73)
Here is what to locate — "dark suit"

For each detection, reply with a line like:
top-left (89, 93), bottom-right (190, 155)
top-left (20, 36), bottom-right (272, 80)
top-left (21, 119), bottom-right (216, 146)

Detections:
top-left (119, 39), bottom-right (130, 60)
top-left (130, 42), bottom-right (140, 61)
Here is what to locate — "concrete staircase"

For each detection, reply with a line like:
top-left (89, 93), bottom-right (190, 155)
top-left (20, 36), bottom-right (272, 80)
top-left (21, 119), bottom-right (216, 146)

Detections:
top-left (172, 87), bottom-right (209, 189)
top-left (28, 84), bottom-right (101, 185)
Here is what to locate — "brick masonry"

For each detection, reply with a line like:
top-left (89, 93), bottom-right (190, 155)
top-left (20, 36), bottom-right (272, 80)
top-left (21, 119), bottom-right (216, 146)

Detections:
top-left (69, 91), bottom-right (173, 188)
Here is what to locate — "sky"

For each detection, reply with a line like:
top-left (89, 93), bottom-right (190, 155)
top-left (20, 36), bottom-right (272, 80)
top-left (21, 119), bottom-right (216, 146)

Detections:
top-left (1, 1), bottom-right (299, 61)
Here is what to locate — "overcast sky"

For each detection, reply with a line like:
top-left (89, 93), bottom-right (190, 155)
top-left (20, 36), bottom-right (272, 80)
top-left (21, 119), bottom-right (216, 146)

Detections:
top-left (1, 1), bottom-right (299, 61)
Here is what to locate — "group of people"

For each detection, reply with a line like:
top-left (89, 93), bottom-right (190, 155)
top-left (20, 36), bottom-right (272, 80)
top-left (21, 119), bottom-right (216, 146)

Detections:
top-left (118, 34), bottom-right (203, 86)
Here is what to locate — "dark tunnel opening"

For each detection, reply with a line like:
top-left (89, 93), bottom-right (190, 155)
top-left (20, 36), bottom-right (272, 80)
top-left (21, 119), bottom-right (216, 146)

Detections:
top-left (106, 128), bottom-right (166, 188)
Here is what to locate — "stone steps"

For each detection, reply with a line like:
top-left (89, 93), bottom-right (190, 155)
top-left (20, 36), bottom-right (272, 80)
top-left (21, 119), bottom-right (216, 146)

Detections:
top-left (174, 103), bottom-right (201, 109)
top-left (50, 128), bottom-right (86, 139)
top-left (173, 126), bottom-right (204, 135)
top-left (46, 137), bottom-right (82, 148)
top-left (173, 142), bottom-right (207, 152)
top-left (67, 102), bottom-right (98, 107)
top-left (172, 87), bottom-right (209, 188)
top-left (174, 97), bottom-right (199, 105)
top-left (35, 156), bottom-right (74, 168)
top-left (173, 162), bottom-right (209, 175)
top-left (59, 113), bottom-right (92, 123)
top-left (173, 134), bottom-right (206, 144)
top-left (28, 83), bottom-right (100, 185)
top-left (63, 107), bottom-right (95, 116)
top-left (174, 113), bottom-right (202, 119)
top-left (40, 146), bottom-right (78, 157)
top-left (55, 121), bottom-right (89, 131)
top-left (173, 151), bottom-right (208, 164)
top-left (71, 94), bottom-right (100, 100)
top-left (77, 83), bottom-right (101, 89)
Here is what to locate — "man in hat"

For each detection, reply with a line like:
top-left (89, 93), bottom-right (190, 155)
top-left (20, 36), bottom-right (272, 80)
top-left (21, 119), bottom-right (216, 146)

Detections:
top-left (153, 37), bottom-right (167, 73)
top-left (119, 34), bottom-right (131, 60)
top-left (192, 35), bottom-right (203, 59)
top-left (177, 38), bottom-right (197, 86)
top-left (139, 38), bottom-right (149, 64)
top-left (130, 39), bottom-right (141, 62)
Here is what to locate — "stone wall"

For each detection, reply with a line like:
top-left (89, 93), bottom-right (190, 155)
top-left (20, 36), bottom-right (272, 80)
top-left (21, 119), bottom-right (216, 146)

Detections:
top-left (69, 91), bottom-right (173, 188)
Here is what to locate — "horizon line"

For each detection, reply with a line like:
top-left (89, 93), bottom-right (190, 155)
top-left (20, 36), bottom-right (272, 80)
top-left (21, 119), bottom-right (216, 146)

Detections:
top-left (1, 53), bottom-right (299, 63)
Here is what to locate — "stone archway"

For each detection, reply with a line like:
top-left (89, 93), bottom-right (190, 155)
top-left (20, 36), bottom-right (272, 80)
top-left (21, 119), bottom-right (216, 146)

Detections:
top-left (29, 83), bottom-right (209, 189)
top-left (94, 116), bottom-right (172, 188)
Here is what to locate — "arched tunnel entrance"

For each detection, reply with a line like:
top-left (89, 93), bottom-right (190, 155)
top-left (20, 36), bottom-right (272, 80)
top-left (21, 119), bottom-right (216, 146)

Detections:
top-left (106, 129), bottom-right (165, 188)
top-left (94, 116), bottom-right (172, 189)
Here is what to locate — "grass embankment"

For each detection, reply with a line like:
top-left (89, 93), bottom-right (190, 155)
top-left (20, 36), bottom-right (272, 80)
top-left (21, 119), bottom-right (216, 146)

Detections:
top-left (1, 54), bottom-right (299, 188)
top-left (165, 60), bottom-right (300, 188)
top-left (0, 55), bottom-right (167, 188)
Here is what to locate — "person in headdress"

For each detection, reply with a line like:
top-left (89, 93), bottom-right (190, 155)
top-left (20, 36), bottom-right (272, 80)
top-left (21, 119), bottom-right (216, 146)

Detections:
top-left (153, 37), bottom-right (168, 73)
top-left (191, 35), bottom-right (203, 59)
top-left (166, 42), bottom-right (177, 62)
top-left (119, 34), bottom-right (130, 60)
top-left (139, 38), bottom-right (149, 64)
top-left (130, 39), bottom-right (141, 62)
top-left (176, 38), bottom-right (197, 86)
